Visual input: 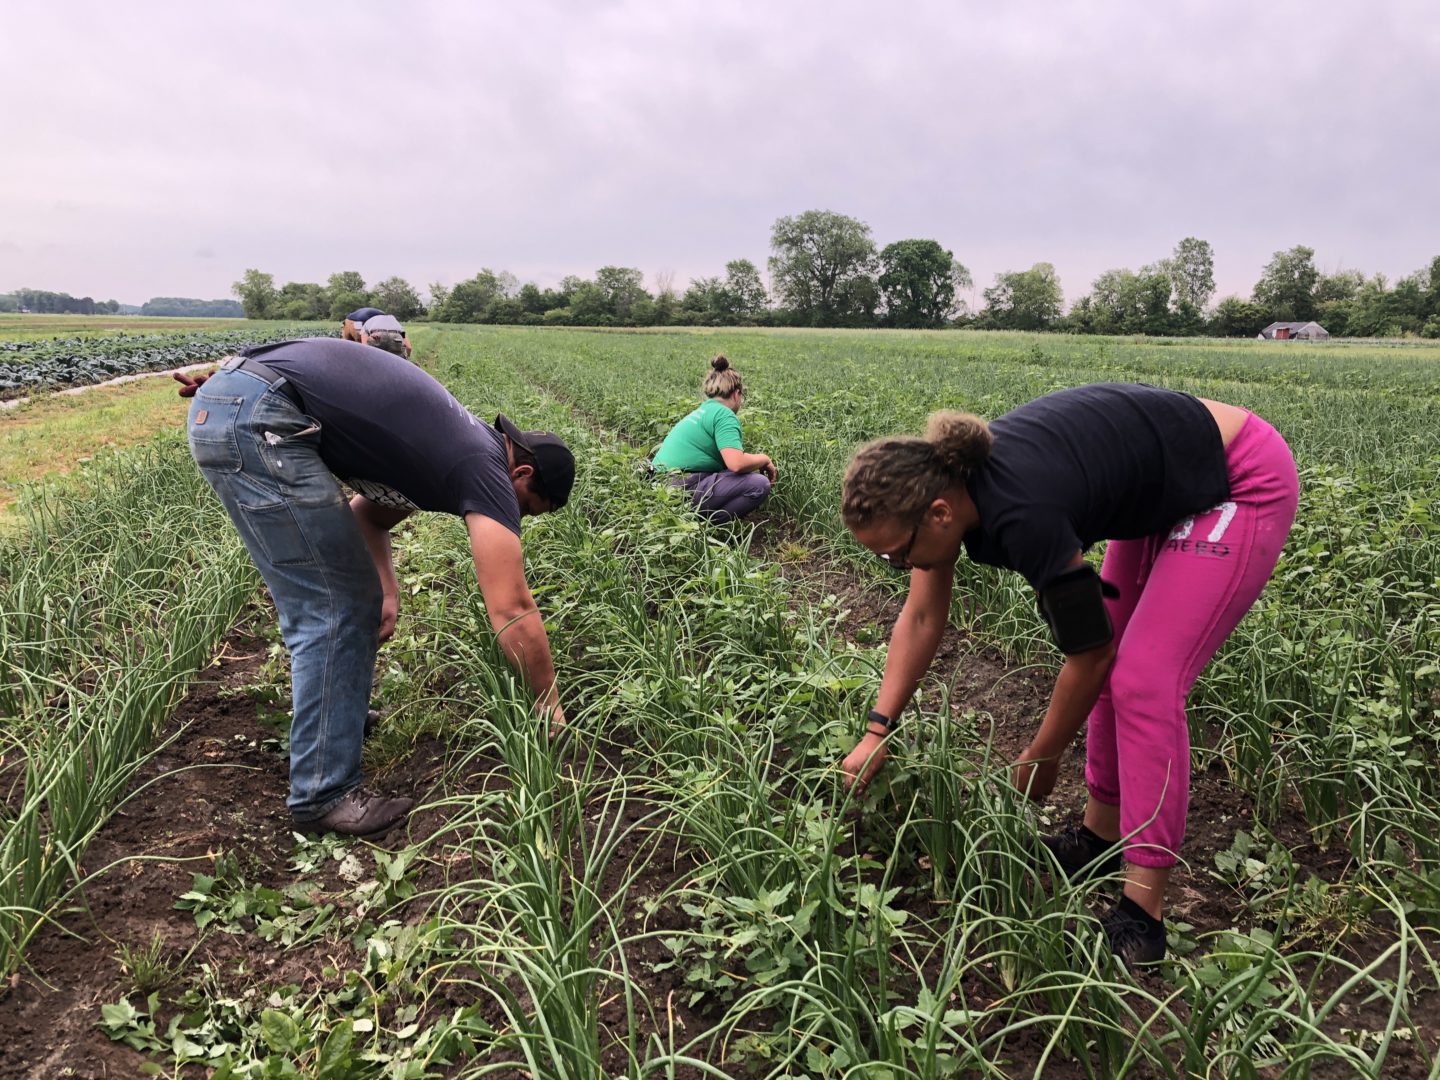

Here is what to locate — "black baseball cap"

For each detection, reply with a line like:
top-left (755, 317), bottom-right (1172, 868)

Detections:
top-left (494, 413), bottom-right (575, 510)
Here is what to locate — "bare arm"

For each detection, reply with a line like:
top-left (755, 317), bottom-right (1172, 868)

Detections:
top-left (465, 513), bottom-right (563, 724)
top-left (1011, 643), bottom-right (1115, 799)
top-left (840, 560), bottom-right (954, 788)
top-left (1011, 552), bottom-right (1117, 799)
top-left (349, 495), bottom-right (413, 642)
top-left (719, 446), bottom-right (775, 479)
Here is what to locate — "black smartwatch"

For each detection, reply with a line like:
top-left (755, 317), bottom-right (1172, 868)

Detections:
top-left (866, 708), bottom-right (897, 736)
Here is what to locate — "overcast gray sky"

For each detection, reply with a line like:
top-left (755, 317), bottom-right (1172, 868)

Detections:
top-left (2, 0), bottom-right (1435, 309)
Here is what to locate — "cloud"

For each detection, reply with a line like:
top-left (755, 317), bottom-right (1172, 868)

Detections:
top-left (0, 0), bottom-right (1435, 303)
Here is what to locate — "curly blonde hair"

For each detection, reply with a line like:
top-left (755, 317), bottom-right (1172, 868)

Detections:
top-left (842, 410), bottom-right (993, 528)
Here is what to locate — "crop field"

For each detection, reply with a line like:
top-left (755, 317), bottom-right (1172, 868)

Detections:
top-left (0, 314), bottom-right (275, 339)
top-left (0, 321), bottom-right (335, 398)
top-left (1, 325), bottom-right (1438, 1077)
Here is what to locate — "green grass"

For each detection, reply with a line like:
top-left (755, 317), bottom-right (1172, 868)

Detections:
top-left (0, 376), bottom-right (190, 521)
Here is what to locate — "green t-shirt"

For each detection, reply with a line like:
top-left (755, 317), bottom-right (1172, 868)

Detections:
top-left (652, 398), bottom-right (744, 472)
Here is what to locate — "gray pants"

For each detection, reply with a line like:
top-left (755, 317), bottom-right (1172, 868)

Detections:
top-left (670, 470), bottom-right (772, 524)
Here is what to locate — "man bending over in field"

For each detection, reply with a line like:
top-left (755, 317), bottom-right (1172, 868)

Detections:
top-left (183, 337), bottom-right (575, 838)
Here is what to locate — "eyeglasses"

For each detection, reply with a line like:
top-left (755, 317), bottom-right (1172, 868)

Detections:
top-left (877, 521), bottom-right (921, 570)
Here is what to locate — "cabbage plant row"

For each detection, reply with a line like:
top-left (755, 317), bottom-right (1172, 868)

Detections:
top-left (0, 325), bottom-right (337, 396)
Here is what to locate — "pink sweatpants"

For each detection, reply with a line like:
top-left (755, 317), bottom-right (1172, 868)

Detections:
top-left (1083, 412), bottom-right (1299, 868)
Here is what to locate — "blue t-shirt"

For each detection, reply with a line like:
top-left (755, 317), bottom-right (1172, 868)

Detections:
top-left (243, 338), bottom-right (520, 532)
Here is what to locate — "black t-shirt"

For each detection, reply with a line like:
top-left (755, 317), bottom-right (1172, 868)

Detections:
top-left (243, 338), bottom-right (520, 532)
top-left (962, 383), bottom-right (1231, 591)
top-left (346, 306), bottom-right (384, 323)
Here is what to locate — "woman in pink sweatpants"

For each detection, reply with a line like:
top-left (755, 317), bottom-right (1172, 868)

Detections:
top-left (834, 382), bottom-right (1299, 967)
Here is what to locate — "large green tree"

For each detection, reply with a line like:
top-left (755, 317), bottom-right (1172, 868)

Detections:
top-left (768, 210), bottom-right (878, 327)
top-left (1077, 266), bottom-right (1173, 335)
top-left (426, 281), bottom-right (451, 317)
top-left (1252, 245), bottom-right (1319, 322)
top-left (877, 239), bottom-right (971, 328)
top-left (274, 281), bottom-right (328, 321)
top-left (567, 281), bottom-right (612, 324)
top-left (324, 271), bottom-right (367, 321)
top-left (371, 276), bottom-right (425, 320)
top-left (437, 269), bottom-right (514, 322)
top-left (593, 266), bottom-right (650, 323)
top-left (979, 263), bottom-right (1063, 331)
top-left (1162, 237), bottom-right (1216, 311)
top-left (723, 259), bottom-right (769, 321)
top-left (679, 277), bottom-right (724, 325)
top-left (231, 269), bottom-right (278, 319)
top-left (1207, 296), bottom-right (1268, 337)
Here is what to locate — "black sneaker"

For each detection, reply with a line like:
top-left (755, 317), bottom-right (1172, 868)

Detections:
top-left (295, 787), bottom-right (413, 839)
top-left (1099, 897), bottom-right (1166, 968)
top-left (1040, 824), bottom-right (1122, 879)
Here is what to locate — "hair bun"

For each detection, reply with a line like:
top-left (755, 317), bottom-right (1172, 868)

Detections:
top-left (710, 354), bottom-right (730, 372)
top-left (925, 410), bottom-right (993, 476)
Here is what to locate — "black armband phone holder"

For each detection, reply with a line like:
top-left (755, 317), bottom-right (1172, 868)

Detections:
top-left (1037, 565), bottom-right (1119, 655)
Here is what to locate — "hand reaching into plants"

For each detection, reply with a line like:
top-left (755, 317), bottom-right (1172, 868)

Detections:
top-left (761, 458), bottom-right (778, 484)
top-left (1011, 747), bottom-right (1060, 801)
top-left (545, 701), bottom-right (567, 739)
top-left (840, 732), bottom-right (888, 790)
top-left (173, 369), bottom-right (213, 397)
top-left (379, 592), bottom-right (399, 643)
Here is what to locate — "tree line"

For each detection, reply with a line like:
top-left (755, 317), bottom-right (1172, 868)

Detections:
top-left (214, 209), bottom-right (1430, 339)
top-left (0, 289), bottom-right (123, 315)
top-left (231, 212), bottom-right (974, 331)
top-left (0, 289), bottom-right (246, 318)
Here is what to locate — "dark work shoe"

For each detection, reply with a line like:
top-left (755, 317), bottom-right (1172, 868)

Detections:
top-left (295, 787), bottom-right (414, 839)
top-left (1040, 824), bottom-right (1123, 879)
top-left (1100, 896), bottom-right (1167, 968)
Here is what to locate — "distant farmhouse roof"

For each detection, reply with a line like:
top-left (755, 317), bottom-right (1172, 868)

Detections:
top-left (1258, 321), bottom-right (1330, 341)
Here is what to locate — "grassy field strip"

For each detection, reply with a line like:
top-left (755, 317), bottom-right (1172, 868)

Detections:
top-left (0, 441), bottom-right (257, 979)
top-left (0, 377), bottom-right (207, 523)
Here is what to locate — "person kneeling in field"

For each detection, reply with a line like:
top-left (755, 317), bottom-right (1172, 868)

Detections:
top-left (184, 337), bottom-right (575, 839)
top-left (837, 383), bottom-right (1298, 968)
top-left (651, 354), bottom-right (775, 523)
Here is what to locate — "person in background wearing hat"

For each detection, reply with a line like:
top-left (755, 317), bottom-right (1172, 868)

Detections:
top-left (342, 306), bottom-right (384, 342)
top-left (184, 336), bottom-right (577, 838)
top-left (651, 354), bottom-right (775, 523)
top-left (358, 313), bottom-right (412, 359)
